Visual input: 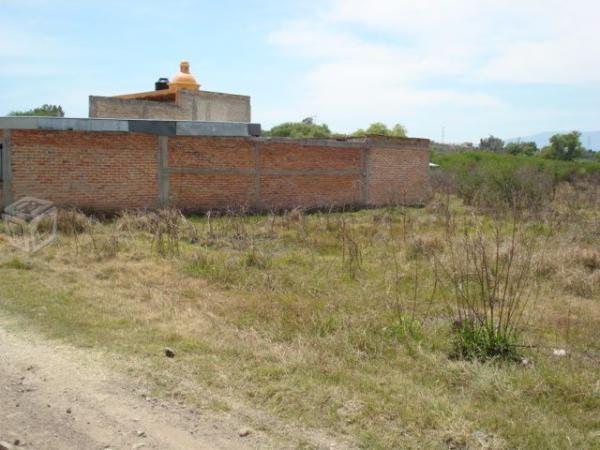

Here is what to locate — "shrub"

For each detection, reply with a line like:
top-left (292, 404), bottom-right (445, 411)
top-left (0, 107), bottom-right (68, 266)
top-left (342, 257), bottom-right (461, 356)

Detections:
top-left (437, 214), bottom-right (536, 361)
top-left (57, 209), bottom-right (92, 235)
top-left (266, 121), bottom-right (332, 138)
top-left (430, 151), bottom-right (600, 211)
top-left (563, 271), bottom-right (600, 299)
top-left (576, 249), bottom-right (600, 272)
top-left (340, 219), bottom-right (362, 279)
top-left (405, 236), bottom-right (443, 260)
top-left (505, 141), bottom-right (538, 156)
top-left (150, 209), bottom-right (190, 256)
top-left (243, 247), bottom-right (271, 269)
top-left (88, 224), bottom-right (120, 259)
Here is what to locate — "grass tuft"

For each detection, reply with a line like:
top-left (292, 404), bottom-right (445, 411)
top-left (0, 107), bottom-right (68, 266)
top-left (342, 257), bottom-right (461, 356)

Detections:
top-left (450, 320), bottom-right (519, 361)
top-left (1, 257), bottom-right (33, 270)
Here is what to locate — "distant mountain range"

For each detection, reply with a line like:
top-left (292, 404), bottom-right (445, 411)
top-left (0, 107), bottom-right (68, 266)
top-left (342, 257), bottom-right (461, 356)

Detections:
top-left (507, 131), bottom-right (600, 151)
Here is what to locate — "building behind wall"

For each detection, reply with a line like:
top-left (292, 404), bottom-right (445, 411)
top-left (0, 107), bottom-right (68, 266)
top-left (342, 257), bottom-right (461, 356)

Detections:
top-left (89, 61), bottom-right (251, 122)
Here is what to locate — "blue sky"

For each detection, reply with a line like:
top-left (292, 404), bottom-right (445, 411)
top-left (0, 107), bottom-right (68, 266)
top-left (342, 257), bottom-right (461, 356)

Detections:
top-left (1, 0), bottom-right (599, 143)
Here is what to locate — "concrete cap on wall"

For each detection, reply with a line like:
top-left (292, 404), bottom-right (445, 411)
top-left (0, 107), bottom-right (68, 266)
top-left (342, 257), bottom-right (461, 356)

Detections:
top-left (0, 116), bottom-right (261, 137)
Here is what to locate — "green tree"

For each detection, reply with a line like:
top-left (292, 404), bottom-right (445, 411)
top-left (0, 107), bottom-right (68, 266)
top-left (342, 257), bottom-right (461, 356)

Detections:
top-left (352, 122), bottom-right (407, 137)
top-left (9, 104), bottom-right (65, 117)
top-left (505, 141), bottom-right (538, 156)
top-left (479, 135), bottom-right (504, 153)
top-left (265, 121), bottom-right (332, 138)
top-left (541, 131), bottom-right (584, 161)
top-left (391, 123), bottom-right (408, 137)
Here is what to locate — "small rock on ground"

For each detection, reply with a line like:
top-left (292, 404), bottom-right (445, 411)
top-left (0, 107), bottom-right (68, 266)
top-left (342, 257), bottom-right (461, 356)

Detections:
top-left (238, 427), bottom-right (251, 437)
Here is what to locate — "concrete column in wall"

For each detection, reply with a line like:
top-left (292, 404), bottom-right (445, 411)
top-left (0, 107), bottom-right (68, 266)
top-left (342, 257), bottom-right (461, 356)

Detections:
top-left (158, 136), bottom-right (170, 207)
top-left (254, 141), bottom-right (262, 210)
top-left (192, 98), bottom-right (199, 121)
top-left (361, 145), bottom-right (370, 206)
top-left (1, 130), bottom-right (12, 209)
top-left (88, 96), bottom-right (95, 118)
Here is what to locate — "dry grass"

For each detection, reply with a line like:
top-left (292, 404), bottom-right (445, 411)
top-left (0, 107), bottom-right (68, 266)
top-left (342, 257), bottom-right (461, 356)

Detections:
top-left (0, 183), bottom-right (598, 448)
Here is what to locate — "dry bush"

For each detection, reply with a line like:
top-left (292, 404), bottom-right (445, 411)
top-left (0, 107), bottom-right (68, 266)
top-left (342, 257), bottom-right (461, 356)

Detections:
top-left (116, 210), bottom-right (157, 235)
top-left (88, 223), bottom-right (121, 259)
top-left (554, 178), bottom-right (600, 211)
top-left (151, 209), bottom-right (185, 257)
top-left (286, 207), bottom-right (304, 223)
top-left (56, 209), bottom-right (92, 235)
top-left (563, 271), bottom-right (600, 299)
top-left (116, 209), bottom-right (199, 255)
top-left (372, 213), bottom-right (391, 225)
top-left (429, 168), bottom-right (458, 197)
top-left (243, 246), bottom-right (271, 269)
top-left (211, 210), bottom-right (249, 241)
top-left (575, 249), bottom-right (600, 272)
top-left (339, 218), bottom-right (362, 279)
top-left (534, 244), bottom-right (600, 298)
top-left (405, 235), bottom-right (444, 260)
top-left (437, 213), bottom-right (537, 360)
top-left (533, 252), bottom-right (559, 279)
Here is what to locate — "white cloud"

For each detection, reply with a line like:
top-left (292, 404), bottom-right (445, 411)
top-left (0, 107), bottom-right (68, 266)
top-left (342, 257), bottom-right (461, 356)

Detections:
top-left (267, 14), bottom-right (502, 133)
top-left (478, 32), bottom-right (600, 84)
top-left (326, 0), bottom-right (600, 84)
top-left (265, 0), bottom-right (600, 139)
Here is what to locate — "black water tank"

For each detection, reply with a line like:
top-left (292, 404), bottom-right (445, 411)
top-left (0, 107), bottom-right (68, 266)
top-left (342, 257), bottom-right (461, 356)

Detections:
top-left (155, 78), bottom-right (169, 91)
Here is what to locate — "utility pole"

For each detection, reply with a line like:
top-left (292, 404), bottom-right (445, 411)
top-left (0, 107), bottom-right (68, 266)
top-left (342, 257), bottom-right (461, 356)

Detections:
top-left (441, 126), bottom-right (445, 144)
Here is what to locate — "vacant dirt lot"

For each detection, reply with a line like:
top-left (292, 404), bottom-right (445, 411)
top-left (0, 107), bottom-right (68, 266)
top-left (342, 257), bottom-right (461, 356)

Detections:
top-left (0, 184), bottom-right (598, 448)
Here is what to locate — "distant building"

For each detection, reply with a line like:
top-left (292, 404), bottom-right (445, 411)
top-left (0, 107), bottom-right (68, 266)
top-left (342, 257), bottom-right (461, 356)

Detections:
top-left (430, 142), bottom-right (474, 153)
top-left (89, 61), bottom-right (251, 122)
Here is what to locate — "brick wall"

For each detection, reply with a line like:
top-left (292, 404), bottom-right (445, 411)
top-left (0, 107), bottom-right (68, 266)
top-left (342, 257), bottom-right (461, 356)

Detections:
top-left (1, 130), bottom-right (429, 212)
top-left (168, 136), bottom-right (257, 210)
top-left (367, 142), bottom-right (430, 205)
top-left (259, 141), bottom-right (363, 209)
top-left (8, 130), bottom-right (158, 210)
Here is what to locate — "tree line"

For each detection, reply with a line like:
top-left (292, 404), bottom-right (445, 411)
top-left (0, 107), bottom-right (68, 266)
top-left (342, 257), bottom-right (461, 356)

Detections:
top-left (479, 132), bottom-right (599, 161)
top-left (8, 104), bottom-right (64, 117)
top-left (263, 117), bottom-right (407, 139)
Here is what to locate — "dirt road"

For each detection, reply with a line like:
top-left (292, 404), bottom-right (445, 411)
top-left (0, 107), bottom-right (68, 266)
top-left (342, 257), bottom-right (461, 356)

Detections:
top-left (0, 316), bottom-right (277, 450)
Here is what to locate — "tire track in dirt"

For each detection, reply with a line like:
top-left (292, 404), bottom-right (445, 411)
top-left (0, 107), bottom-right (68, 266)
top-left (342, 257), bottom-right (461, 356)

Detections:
top-left (0, 315), bottom-right (279, 450)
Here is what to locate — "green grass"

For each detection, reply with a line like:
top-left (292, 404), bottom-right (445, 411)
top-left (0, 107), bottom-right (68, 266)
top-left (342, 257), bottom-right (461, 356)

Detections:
top-left (0, 196), bottom-right (598, 448)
